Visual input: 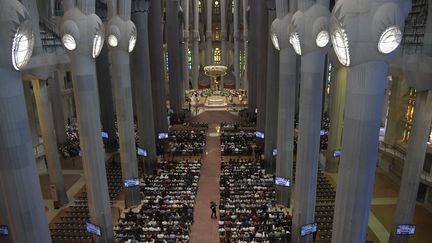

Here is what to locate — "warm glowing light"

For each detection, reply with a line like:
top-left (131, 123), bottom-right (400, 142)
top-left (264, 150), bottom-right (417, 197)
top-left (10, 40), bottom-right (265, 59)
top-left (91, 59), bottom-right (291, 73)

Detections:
top-left (378, 26), bottom-right (402, 54)
top-left (331, 27), bottom-right (350, 66)
top-left (289, 32), bottom-right (301, 55)
top-left (62, 34), bottom-right (76, 51)
top-left (316, 30), bottom-right (330, 48)
top-left (12, 23), bottom-right (34, 70)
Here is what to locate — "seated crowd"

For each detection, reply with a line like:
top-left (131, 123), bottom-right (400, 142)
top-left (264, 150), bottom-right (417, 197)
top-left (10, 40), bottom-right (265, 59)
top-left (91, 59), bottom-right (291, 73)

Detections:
top-left (114, 159), bottom-right (201, 242)
top-left (50, 162), bottom-right (123, 241)
top-left (220, 131), bottom-right (255, 155)
top-left (169, 130), bottom-right (206, 155)
top-left (219, 158), bottom-right (292, 242)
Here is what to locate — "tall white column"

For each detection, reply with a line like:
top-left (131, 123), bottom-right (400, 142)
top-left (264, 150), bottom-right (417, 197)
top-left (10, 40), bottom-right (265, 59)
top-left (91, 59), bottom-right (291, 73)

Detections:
top-left (325, 65), bottom-right (347, 172)
top-left (289, 2), bottom-right (330, 242)
top-left (149, 0), bottom-right (169, 134)
top-left (107, 0), bottom-right (141, 208)
top-left (131, 0), bottom-right (158, 175)
top-left (183, 0), bottom-right (190, 89)
top-left (329, 0), bottom-right (409, 242)
top-left (32, 79), bottom-right (69, 207)
top-left (61, 1), bottom-right (114, 240)
top-left (0, 1), bottom-right (51, 241)
top-left (192, 0), bottom-right (200, 88)
top-left (233, 0), bottom-right (240, 88)
top-left (206, 0), bottom-right (213, 65)
top-left (242, 0), bottom-right (248, 89)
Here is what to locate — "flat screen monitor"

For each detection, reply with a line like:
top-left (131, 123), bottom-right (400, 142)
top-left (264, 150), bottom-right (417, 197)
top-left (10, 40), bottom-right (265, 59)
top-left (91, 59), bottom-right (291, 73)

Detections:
top-left (396, 224), bottom-right (416, 235)
top-left (124, 178), bottom-right (140, 188)
top-left (256, 131), bottom-right (265, 139)
top-left (300, 223), bottom-right (317, 236)
top-left (272, 149), bottom-right (277, 156)
top-left (137, 148), bottom-right (147, 157)
top-left (101, 131), bottom-right (109, 139)
top-left (0, 225), bottom-right (9, 236)
top-left (158, 133), bottom-right (169, 140)
top-left (333, 150), bottom-right (341, 158)
top-left (275, 177), bottom-right (290, 187)
top-left (320, 130), bottom-right (326, 136)
top-left (86, 222), bottom-right (101, 236)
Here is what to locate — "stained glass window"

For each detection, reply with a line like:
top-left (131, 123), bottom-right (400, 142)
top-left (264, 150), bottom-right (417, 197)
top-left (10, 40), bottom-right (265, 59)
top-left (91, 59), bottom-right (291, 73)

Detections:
top-left (214, 47), bottom-right (221, 64)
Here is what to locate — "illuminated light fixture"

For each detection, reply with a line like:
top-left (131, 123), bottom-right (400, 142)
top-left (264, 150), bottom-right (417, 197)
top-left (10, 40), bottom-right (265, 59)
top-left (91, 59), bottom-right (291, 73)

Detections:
top-left (62, 33), bottom-right (76, 51)
top-left (92, 33), bottom-right (104, 58)
top-left (271, 32), bottom-right (280, 51)
top-left (128, 35), bottom-right (137, 53)
top-left (378, 26), bottom-right (402, 54)
top-left (11, 22), bottom-right (34, 71)
top-left (331, 27), bottom-right (350, 66)
top-left (316, 30), bottom-right (330, 48)
top-left (215, 1), bottom-right (219, 5)
top-left (107, 34), bottom-right (118, 47)
top-left (289, 32), bottom-right (301, 55)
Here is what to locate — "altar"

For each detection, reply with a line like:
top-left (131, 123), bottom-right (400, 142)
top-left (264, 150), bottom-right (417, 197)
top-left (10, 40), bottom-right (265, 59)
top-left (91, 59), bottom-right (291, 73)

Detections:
top-left (205, 95), bottom-right (227, 107)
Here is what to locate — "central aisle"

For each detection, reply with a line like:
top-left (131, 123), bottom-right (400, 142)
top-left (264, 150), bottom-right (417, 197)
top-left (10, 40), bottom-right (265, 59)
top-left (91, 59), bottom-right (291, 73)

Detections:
top-left (190, 123), bottom-right (221, 243)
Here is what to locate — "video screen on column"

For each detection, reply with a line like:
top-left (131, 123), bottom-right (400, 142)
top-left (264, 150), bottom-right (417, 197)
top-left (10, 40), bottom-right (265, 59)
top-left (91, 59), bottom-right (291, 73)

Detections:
top-left (272, 149), bottom-right (277, 156)
top-left (86, 222), bottom-right (101, 236)
top-left (256, 131), bottom-right (265, 139)
top-left (333, 149), bottom-right (341, 158)
top-left (0, 225), bottom-right (9, 236)
top-left (137, 148), bottom-right (147, 157)
top-left (158, 133), bottom-right (169, 140)
top-left (101, 131), bottom-right (109, 139)
top-left (275, 177), bottom-right (290, 187)
top-left (124, 178), bottom-right (140, 188)
top-left (300, 223), bottom-right (317, 236)
top-left (396, 224), bottom-right (416, 235)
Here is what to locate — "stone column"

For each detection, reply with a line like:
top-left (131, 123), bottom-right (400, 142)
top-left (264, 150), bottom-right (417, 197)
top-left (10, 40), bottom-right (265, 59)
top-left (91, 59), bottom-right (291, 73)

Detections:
top-left (131, 0), bottom-right (158, 175)
top-left (96, 43), bottom-right (119, 153)
top-left (61, 2), bottom-right (114, 240)
top-left (23, 80), bottom-right (41, 146)
top-left (0, 2), bottom-right (51, 241)
top-left (0, 184), bottom-right (11, 242)
top-left (206, 0), bottom-right (213, 65)
top-left (149, 0), bottom-right (169, 134)
top-left (264, 0), bottom-right (278, 173)
top-left (329, 1), bottom-right (409, 241)
top-left (221, 0), bottom-right (227, 66)
top-left (292, 51), bottom-right (327, 243)
top-left (383, 75), bottom-right (409, 145)
top-left (389, 90), bottom-right (432, 243)
top-left (332, 62), bottom-right (388, 243)
top-left (183, 0), bottom-right (190, 89)
top-left (242, 0), bottom-right (248, 90)
top-left (192, 0), bottom-right (200, 89)
top-left (233, 0), bottom-right (240, 88)
top-left (273, 0), bottom-right (296, 207)
top-left (325, 65), bottom-right (347, 173)
top-left (48, 70), bottom-right (68, 146)
top-left (167, 0), bottom-right (183, 113)
top-left (389, 1), bottom-right (432, 240)
top-left (246, 0), bottom-right (256, 112)
top-left (249, 0), bottom-right (266, 122)
top-left (32, 79), bottom-right (69, 207)
top-left (107, 0), bottom-right (141, 208)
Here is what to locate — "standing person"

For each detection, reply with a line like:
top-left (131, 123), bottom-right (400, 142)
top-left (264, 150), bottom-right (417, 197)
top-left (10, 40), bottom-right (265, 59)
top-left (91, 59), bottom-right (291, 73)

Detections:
top-left (210, 201), bottom-right (217, 219)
